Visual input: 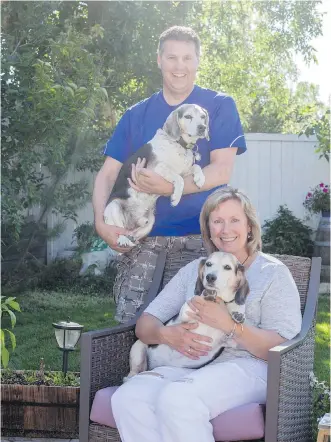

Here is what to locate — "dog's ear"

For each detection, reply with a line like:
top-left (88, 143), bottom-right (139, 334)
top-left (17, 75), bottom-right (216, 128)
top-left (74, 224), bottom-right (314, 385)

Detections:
top-left (203, 109), bottom-right (210, 141)
top-left (234, 263), bottom-right (249, 305)
top-left (194, 258), bottom-right (206, 296)
top-left (163, 108), bottom-right (182, 140)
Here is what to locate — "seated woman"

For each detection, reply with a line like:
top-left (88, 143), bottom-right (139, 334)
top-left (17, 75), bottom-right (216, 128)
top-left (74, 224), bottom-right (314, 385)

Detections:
top-left (111, 186), bottom-right (302, 442)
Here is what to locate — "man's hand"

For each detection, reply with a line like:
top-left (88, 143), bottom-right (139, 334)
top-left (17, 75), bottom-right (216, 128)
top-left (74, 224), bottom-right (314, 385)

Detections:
top-left (158, 322), bottom-right (213, 360)
top-left (95, 221), bottom-right (134, 253)
top-left (128, 157), bottom-right (173, 196)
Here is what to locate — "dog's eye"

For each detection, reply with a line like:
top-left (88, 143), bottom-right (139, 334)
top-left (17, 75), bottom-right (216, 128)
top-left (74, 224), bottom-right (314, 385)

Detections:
top-left (184, 115), bottom-right (192, 120)
top-left (206, 261), bottom-right (212, 267)
top-left (224, 265), bottom-right (232, 270)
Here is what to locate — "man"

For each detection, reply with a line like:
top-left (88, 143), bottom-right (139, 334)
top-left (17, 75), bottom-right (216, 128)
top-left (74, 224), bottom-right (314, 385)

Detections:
top-left (93, 26), bottom-right (247, 322)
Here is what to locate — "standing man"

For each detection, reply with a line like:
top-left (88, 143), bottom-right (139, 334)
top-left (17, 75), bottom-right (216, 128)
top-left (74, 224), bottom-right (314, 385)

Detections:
top-left (93, 26), bottom-right (247, 322)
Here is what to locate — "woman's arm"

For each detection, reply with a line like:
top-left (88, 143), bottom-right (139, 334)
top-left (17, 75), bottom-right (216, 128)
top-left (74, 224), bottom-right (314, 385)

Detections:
top-left (136, 313), bottom-right (212, 360)
top-left (187, 297), bottom-right (285, 360)
top-left (188, 264), bottom-right (302, 361)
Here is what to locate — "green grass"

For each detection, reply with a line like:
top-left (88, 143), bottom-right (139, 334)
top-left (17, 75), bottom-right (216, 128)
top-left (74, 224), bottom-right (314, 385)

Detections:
top-left (314, 293), bottom-right (330, 384)
top-left (2, 289), bottom-right (117, 372)
top-left (3, 289), bottom-right (330, 382)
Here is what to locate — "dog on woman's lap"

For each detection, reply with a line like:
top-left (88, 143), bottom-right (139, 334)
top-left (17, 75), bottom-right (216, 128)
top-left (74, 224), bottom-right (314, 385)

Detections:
top-left (125, 251), bottom-right (249, 381)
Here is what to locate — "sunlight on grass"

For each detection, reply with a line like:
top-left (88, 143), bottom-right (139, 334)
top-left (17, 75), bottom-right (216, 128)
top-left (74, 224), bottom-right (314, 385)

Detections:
top-left (314, 294), bottom-right (330, 385)
top-left (3, 289), bottom-right (117, 372)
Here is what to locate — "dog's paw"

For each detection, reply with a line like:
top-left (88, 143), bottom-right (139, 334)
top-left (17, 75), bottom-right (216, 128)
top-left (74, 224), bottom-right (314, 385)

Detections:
top-left (117, 235), bottom-right (136, 248)
top-left (171, 194), bottom-right (181, 207)
top-left (123, 372), bottom-right (138, 383)
top-left (231, 311), bottom-right (245, 324)
top-left (193, 172), bottom-right (205, 188)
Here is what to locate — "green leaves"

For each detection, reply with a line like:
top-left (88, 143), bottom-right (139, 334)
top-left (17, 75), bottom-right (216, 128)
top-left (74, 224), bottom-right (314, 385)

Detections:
top-left (262, 205), bottom-right (314, 257)
top-left (1, 297), bottom-right (21, 367)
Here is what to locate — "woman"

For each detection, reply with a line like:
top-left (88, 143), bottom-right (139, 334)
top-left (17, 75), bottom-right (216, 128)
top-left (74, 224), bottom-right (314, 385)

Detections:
top-left (111, 187), bottom-right (302, 442)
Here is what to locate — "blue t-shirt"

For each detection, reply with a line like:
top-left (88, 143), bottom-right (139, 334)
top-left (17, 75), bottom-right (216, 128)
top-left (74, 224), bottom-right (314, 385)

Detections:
top-left (104, 85), bottom-right (247, 237)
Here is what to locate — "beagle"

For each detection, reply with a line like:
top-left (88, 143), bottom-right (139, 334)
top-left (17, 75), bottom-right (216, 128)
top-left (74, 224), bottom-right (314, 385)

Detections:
top-left (124, 252), bottom-right (249, 381)
top-left (104, 104), bottom-right (209, 248)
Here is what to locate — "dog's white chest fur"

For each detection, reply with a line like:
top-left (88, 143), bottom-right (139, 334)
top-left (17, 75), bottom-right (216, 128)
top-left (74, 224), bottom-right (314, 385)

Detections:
top-left (147, 302), bottom-right (228, 370)
top-left (151, 130), bottom-right (194, 176)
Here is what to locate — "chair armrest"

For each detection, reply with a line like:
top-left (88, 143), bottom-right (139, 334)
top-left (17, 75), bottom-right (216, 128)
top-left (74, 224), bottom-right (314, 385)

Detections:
top-left (265, 257), bottom-right (321, 442)
top-left (79, 250), bottom-right (167, 442)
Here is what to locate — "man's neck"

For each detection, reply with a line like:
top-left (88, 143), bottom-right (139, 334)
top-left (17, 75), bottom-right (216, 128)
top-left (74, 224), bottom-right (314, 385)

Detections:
top-left (162, 85), bottom-right (195, 106)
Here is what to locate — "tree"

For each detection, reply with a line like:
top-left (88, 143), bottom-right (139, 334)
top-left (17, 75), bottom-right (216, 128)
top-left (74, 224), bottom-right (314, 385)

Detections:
top-left (187, 0), bottom-right (323, 133)
top-left (1, 2), bottom-right (111, 283)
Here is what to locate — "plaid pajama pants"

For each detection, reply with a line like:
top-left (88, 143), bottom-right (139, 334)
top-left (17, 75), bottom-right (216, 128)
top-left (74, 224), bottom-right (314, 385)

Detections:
top-left (113, 235), bottom-right (206, 323)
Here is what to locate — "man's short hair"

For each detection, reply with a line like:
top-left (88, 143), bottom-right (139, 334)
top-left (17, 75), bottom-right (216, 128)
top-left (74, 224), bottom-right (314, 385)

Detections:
top-left (158, 26), bottom-right (201, 58)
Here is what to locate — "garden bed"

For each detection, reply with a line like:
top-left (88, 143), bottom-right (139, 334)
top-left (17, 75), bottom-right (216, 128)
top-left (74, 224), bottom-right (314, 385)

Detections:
top-left (1, 370), bottom-right (79, 438)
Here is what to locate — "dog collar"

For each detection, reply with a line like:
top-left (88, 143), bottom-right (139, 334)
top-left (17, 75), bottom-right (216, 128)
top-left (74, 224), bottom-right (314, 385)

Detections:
top-left (178, 137), bottom-right (193, 149)
top-left (224, 298), bottom-right (236, 305)
top-left (178, 137), bottom-right (201, 163)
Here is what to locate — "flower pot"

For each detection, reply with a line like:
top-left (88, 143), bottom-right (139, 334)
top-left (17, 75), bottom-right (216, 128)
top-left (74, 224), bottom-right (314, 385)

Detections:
top-left (314, 212), bottom-right (330, 282)
top-left (1, 373), bottom-right (79, 438)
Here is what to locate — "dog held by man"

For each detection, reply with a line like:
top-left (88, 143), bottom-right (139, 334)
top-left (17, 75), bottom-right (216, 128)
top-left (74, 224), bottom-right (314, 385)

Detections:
top-left (124, 251), bottom-right (249, 381)
top-left (103, 103), bottom-right (209, 248)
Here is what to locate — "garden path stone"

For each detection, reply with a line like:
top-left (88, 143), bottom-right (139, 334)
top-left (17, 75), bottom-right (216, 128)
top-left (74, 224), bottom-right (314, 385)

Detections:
top-left (1, 439), bottom-right (76, 442)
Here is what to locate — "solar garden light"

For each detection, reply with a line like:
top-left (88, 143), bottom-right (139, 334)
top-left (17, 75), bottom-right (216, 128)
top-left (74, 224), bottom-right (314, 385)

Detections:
top-left (52, 319), bottom-right (84, 376)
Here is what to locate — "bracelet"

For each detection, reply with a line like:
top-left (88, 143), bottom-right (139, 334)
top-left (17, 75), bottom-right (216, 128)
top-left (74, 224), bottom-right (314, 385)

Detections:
top-left (235, 322), bottom-right (244, 338)
top-left (225, 321), bottom-right (237, 341)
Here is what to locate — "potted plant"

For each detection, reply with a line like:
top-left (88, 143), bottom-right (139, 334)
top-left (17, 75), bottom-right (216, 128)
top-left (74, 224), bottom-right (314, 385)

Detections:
top-left (1, 361), bottom-right (80, 438)
top-left (303, 183), bottom-right (330, 217)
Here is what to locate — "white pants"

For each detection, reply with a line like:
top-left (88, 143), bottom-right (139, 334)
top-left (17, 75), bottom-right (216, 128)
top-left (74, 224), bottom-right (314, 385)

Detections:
top-left (111, 357), bottom-right (267, 442)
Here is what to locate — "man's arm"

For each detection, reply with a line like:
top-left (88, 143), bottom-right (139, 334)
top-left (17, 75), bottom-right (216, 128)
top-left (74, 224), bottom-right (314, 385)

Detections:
top-left (182, 147), bottom-right (237, 194)
top-left (129, 147), bottom-right (238, 196)
top-left (93, 156), bottom-right (122, 224)
top-left (93, 156), bottom-right (132, 252)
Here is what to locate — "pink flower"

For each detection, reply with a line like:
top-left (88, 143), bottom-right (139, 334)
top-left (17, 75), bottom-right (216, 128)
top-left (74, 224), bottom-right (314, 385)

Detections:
top-left (323, 188), bottom-right (328, 193)
top-left (320, 183), bottom-right (324, 187)
top-left (307, 193), bottom-right (312, 197)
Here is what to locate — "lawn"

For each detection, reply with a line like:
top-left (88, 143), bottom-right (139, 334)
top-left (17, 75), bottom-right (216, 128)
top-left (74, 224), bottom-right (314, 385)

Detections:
top-left (314, 293), bottom-right (330, 384)
top-left (3, 289), bottom-right (330, 385)
top-left (3, 289), bottom-right (117, 372)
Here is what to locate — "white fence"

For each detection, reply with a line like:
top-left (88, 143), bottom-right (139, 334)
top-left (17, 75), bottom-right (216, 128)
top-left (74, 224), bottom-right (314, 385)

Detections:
top-left (47, 133), bottom-right (330, 261)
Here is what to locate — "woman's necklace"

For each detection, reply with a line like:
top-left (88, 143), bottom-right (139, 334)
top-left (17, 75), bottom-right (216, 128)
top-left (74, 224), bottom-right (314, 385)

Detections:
top-left (241, 255), bottom-right (249, 266)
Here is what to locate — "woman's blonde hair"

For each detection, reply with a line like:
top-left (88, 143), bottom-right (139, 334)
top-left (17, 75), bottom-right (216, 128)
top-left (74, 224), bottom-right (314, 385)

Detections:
top-left (200, 186), bottom-right (262, 255)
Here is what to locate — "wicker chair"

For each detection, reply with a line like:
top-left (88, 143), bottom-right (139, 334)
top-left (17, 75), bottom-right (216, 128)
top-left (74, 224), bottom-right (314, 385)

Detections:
top-left (79, 253), bottom-right (321, 442)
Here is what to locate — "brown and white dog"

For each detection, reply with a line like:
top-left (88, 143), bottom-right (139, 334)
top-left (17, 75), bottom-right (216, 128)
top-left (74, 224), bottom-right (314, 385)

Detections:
top-left (124, 252), bottom-right (249, 381)
top-left (104, 104), bottom-right (209, 248)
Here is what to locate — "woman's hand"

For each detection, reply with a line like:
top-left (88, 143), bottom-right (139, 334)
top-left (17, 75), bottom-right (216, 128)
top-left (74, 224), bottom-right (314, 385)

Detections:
top-left (128, 158), bottom-right (173, 196)
top-left (159, 322), bottom-right (213, 360)
top-left (187, 296), bottom-right (233, 332)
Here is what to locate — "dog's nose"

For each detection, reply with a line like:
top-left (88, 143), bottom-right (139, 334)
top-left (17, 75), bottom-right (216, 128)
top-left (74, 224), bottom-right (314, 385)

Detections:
top-left (206, 273), bottom-right (216, 284)
top-left (198, 124), bottom-right (206, 133)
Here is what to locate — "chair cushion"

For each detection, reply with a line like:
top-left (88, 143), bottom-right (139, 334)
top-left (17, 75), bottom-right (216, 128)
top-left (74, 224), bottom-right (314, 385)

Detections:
top-left (90, 386), bottom-right (265, 441)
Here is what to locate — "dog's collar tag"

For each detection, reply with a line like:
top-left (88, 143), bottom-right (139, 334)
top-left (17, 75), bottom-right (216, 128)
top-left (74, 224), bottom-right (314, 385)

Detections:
top-left (193, 145), bottom-right (201, 163)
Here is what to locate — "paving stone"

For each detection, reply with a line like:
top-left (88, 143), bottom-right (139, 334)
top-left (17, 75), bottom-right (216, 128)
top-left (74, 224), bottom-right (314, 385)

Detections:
top-left (0, 439), bottom-right (72, 442)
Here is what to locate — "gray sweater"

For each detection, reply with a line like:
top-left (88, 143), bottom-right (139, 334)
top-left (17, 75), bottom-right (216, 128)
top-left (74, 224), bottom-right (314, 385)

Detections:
top-left (144, 252), bottom-right (302, 363)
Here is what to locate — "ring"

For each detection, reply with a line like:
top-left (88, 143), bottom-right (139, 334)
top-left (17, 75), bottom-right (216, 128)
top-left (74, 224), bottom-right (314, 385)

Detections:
top-left (188, 347), bottom-right (192, 353)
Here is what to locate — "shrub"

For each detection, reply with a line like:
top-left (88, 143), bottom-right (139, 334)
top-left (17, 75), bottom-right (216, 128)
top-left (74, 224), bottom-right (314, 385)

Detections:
top-left (1, 368), bottom-right (79, 387)
top-left (73, 222), bottom-right (98, 254)
top-left (37, 258), bottom-right (117, 296)
top-left (310, 372), bottom-right (331, 440)
top-left (303, 183), bottom-right (330, 215)
top-left (262, 205), bottom-right (314, 257)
